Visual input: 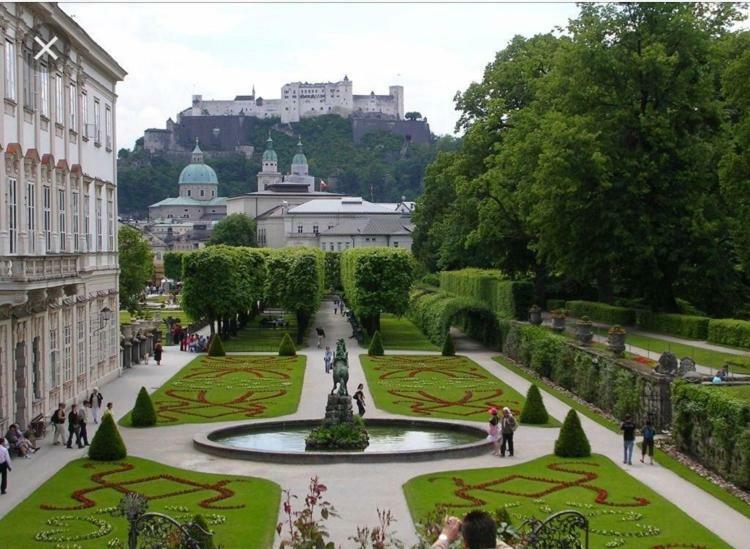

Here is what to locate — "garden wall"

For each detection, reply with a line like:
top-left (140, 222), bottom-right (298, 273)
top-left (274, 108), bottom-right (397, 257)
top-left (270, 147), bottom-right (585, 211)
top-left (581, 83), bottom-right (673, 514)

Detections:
top-left (499, 321), bottom-right (673, 430)
top-left (439, 269), bottom-right (533, 320)
top-left (673, 383), bottom-right (750, 489)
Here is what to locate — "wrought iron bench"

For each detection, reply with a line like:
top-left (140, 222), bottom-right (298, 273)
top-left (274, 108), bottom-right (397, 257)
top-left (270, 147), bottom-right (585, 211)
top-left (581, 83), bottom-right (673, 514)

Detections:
top-left (519, 510), bottom-right (589, 548)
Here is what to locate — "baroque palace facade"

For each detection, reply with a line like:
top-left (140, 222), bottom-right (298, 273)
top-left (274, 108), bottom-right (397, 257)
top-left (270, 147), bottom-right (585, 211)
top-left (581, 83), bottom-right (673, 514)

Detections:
top-left (0, 3), bottom-right (126, 431)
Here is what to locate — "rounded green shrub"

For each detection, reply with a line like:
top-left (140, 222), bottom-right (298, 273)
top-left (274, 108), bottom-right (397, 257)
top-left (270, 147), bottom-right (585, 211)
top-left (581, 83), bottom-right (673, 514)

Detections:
top-left (279, 332), bottom-right (296, 356)
top-left (88, 413), bottom-right (127, 460)
top-left (368, 330), bottom-right (384, 356)
top-left (520, 384), bottom-right (549, 424)
top-left (441, 333), bottom-right (455, 356)
top-left (207, 334), bottom-right (226, 357)
top-left (131, 386), bottom-right (157, 427)
top-left (554, 409), bottom-right (591, 457)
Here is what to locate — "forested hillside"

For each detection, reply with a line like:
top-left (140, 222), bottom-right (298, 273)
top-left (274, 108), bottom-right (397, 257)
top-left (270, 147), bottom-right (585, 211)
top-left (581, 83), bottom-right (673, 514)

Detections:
top-left (118, 115), bottom-right (455, 216)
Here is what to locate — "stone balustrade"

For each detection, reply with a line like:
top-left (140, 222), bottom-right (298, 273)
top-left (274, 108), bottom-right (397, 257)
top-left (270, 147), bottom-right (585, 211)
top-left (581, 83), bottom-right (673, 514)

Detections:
top-left (0, 255), bottom-right (79, 283)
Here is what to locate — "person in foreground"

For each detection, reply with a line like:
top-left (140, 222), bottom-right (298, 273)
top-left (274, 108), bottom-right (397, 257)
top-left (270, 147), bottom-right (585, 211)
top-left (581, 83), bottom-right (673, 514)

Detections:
top-left (432, 510), bottom-right (513, 549)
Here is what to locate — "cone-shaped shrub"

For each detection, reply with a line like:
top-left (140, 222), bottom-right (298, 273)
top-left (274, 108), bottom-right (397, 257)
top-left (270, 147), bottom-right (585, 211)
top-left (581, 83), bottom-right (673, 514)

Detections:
top-left (187, 514), bottom-right (215, 549)
top-left (441, 333), bottom-right (455, 356)
top-left (207, 334), bottom-right (225, 357)
top-left (279, 332), bottom-right (296, 356)
top-left (520, 384), bottom-right (549, 424)
top-left (131, 386), bottom-right (157, 427)
top-left (88, 413), bottom-right (127, 460)
top-left (368, 330), bottom-right (384, 356)
top-left (554, 409), bottom-right (591, 457)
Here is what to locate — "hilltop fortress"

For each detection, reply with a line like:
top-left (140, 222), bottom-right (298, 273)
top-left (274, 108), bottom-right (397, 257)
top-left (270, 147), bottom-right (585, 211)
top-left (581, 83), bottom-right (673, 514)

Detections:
top-left (143, 76), bottom-right (431, 153)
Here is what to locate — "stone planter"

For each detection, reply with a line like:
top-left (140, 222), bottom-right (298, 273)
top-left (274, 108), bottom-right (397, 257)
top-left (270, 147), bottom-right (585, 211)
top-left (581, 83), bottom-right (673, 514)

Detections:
top-left (121, 324), bottom-right (134, 339)
top-left (529, 306), bottom-right (543, 326)
top-left (607, 326), bottom-right (627, 357)
top-left (576, 320), bottom-right (593, 346)
top-left (551, 313), bottom-right (566, 333)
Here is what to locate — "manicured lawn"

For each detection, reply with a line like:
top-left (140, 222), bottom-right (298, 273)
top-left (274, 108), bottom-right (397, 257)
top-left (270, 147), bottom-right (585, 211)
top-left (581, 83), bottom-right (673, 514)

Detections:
top-left (361, 355), bottom-right (558, 425)
top-left (592, 327), bottom-right (750, 374)
top-left (119, 310), bottom-right (132, 325)
top-left (702, 384), bottom-right (750, 402)
top-left (121, 355), bottom-right (306, 426)
top-left (0, 456), bottom-right (279, 548)
top-left (223, 314), bottom-right (303, 352)
top-left (493, 355), bottom-right (750, 520)
top-left (159, 309), bottom-right (196, 324)
top-left (404, 453), bottom-right (729, 548)
top-left (364, 314), bottom-right (439, 351)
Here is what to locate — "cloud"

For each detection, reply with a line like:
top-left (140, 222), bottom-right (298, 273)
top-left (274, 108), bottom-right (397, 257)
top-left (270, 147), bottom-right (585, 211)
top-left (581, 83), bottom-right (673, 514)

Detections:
top-left (62, 2), bottom-right (579, 148)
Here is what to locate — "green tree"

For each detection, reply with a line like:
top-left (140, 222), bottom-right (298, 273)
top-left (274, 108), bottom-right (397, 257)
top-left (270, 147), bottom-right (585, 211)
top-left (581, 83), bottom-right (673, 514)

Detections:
top-left (118, 225), bottom-right (153, 313)
top-left (368, 331), bottom-right (384, 356)
top-left (88, 413), bottom-right (127, 460)
top-left (441, 333), bottom-right (455, 357)
top-left (207, 334), bottom-right (226, 357)
top-left (340, 248), bottom-right (415, 335)
top-left (554, 409), bottom-right (591, 457)
top-left (405, 111), bottom-right (422, 121)
top-left (519, 384), bottom-right (549, 424)
top-left (130, 387), bottom-right (157, 427)
top-left (208, 213), bottom-right (257, 247)
top-left (278, 332), bottom-right (296, 356)
top-left (163, 251), bottom-right (185, 281)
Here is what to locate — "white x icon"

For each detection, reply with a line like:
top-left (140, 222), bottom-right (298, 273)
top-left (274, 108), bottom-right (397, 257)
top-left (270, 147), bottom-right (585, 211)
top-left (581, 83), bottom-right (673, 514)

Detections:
top-left (34, 35), bottom-right (58, 61)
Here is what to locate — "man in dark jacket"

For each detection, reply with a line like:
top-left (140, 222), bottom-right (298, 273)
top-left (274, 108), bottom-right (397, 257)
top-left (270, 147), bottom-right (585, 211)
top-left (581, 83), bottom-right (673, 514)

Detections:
top-left (66, 404), bottom-right (82, 449)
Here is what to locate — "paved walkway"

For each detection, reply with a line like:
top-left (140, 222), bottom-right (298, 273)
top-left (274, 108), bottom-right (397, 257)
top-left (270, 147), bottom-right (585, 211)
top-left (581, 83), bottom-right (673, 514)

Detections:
top-left (3, 304), bottom-right (749, 547)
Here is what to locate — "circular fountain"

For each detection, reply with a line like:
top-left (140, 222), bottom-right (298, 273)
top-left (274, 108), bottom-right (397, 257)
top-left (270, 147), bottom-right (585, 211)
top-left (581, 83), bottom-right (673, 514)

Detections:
top-left (194, 418), bottom-right (491, 464)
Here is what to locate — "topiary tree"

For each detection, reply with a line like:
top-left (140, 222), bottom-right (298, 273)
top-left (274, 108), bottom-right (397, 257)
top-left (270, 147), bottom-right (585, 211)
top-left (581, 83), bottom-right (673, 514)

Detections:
top-left (131, 387), bottom-right (157, 427)
top-left (554, 409), bottom-right (591, 457)
top-left (441, 333), bottom-right (455, 356)
top-left (520, 384), bottom-right (549, 424)
top-left (88, 413), bottom-right (127, 460)
top-left (368, 331), bottom-right (385, 356)
top-left (279, 332), bottom-right (296, 356)
top-left (207, 334), bottom-right (226, 357)
top-left (187, 514), bottom-right (215, 549)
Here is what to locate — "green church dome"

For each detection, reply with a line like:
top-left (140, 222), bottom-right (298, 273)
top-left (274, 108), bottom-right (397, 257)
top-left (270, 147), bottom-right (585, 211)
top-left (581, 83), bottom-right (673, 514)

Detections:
top-left (262, 135), bottom-right (278, 163)
top-left (179, 141), bottom-right (218, 185)
top-left (291, 137), bottom-right (307, 165)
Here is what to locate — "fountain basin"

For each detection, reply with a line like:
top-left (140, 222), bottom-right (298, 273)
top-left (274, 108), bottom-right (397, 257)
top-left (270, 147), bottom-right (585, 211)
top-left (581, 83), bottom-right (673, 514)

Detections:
top-left (194, 419), bottom-right (492, 464)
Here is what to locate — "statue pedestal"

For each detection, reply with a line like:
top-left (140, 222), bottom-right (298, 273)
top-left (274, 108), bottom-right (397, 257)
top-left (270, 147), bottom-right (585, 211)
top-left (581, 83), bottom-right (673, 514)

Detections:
top-left (322, 394), bottom-right (354, 428)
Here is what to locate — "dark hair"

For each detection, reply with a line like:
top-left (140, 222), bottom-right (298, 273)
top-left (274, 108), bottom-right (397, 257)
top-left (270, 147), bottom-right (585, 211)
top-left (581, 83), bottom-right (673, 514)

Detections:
top-left (461, 510), bottom-right (496, 549)
top-left (358, 384), bottom-right (363, 389)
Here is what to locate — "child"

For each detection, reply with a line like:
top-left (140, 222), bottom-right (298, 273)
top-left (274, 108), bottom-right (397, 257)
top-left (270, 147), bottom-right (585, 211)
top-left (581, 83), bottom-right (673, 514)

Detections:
top-left (487, 408), bottom-right (500, 456)
top-left (641, 419), bottom-right (655, 465)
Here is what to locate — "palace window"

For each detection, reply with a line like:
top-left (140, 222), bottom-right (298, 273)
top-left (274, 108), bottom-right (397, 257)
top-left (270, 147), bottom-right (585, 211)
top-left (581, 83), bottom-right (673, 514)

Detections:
top-left (105, 105), bottom-right (112, 149)
top-left (59, 189), bottom-right (66, 251)
top-left (23, 49), bottom-right (34, 108)
top-left (4, 39), bottom-right (16, 101)
top-left (63, 310), bottom-right (72, 382)
top-left (81, 91), bottom-right (88, 137)
top-left (55, 73), bottom-right (63, 124)
top-left (69, 82), bottom-right (77, 129)
top-left (40, 63), bottom-right (49, 117)
top-left (49, 325), bottom-right (59, 389)
top-left (107, 189), bottom-right (114, 250)
top-left (43, 186), bottom-right (51, 251)
top-left (84, 190), bottom-right (91, 250)
top-left (94, 98), bottom-right (101, 143)
top-left (297, 225), bottom-right (303, 234)
top-left (72, 191), bottom-right (80, 251)
top-left (8, 178), bottom-right (17, 253)
top-left (27, 181), bottom-right (36, 252)
top-left (32, 336), bottom-right (41, 400)
top-left (313, 225), bottom-right (318, 234)
top-left (76, 309), bottom-right (86, 376)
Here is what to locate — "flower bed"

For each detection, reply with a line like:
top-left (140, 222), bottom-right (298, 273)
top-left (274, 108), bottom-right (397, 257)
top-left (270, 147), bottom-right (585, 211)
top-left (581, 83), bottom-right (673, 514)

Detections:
top-left (0, 457), bottom-right (279, 548)
top-left (404, 454), bottom-right (728, 548)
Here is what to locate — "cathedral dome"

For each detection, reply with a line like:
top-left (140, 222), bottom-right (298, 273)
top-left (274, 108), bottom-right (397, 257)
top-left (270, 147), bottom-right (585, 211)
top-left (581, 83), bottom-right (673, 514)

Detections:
top-left (291, 137), bottom-right (307, 166)
top-left (262, 135), bottom-right (278, 163)
top-left (179, 141), bottom-right (219, 184)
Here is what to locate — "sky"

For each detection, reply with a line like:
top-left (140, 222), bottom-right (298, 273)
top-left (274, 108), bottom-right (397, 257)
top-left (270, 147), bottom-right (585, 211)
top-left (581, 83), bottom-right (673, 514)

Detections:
top-left (61, 2), bottom-right (580, 149)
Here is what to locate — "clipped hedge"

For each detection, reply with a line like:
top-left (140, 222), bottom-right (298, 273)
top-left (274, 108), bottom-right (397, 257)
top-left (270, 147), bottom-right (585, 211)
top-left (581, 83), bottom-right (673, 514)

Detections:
top-left (88, 413), bottom-right (127, 460)
top-left (441, 333), bottom-right (455, 357)
top-left (707, 318), bottom-right (750, 349)
top-left (554, 409), bottom-right (591, 457)
top-left (439, 269), bottom-right (533, 320)
top-left (673, 382), bottom-right (750, 489)
top-left (130, 387), bottom-right (157, 427)
top-left (368, 331), bottom-right (384, 356)
top-left (279, 332), bottom-right (296, 356)
top-left (408, 290), bottom-right (500, 349)
top-left (520, 384), bottom-right (549, 424)
top-left (546, 299), bottom-right (566, 312)
top-left (635, 311), bottom-right (710, 340)
top-left (565, 300), bottom-right (635, 326)
top-left (499, 320), bottom-right (670, 429)
top-left (324, 252), bottom-right (341, 290)
top-left (207, 334), bottom-right (226, 357)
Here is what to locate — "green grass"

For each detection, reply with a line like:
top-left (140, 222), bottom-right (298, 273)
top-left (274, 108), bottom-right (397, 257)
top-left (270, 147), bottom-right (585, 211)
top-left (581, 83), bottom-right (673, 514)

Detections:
top-left (493, 355), bottom-right (750, 520)
top-left (592, 327), bottom-right (750, 374)
top-left (158, 309), bottom-right (196, 324)
top-left (361, 354), bottom-right (559, 425)
top-left (403, 453), bottom-right (729, 548)
top-left (701, 383), bottom-right (750, 402)
top-left (119, 311), bottom-right (132, 325)
top-left (0, 456), bottom-right (279, 548)
top-left (363, 314), bottom-right (439, 351)
top-left (120, 355), bottom-right (306, 426)
top-left (222, 314), bottom-right (303, 352)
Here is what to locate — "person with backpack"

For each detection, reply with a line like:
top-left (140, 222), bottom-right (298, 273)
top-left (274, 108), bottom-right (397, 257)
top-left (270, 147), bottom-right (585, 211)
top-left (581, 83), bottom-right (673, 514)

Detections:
top-left (51, 402), bottom-right (66, 445)
top-left (640, 418), bottom-right (656, 465)
top-left (500, 407), bottom-right (517, 457)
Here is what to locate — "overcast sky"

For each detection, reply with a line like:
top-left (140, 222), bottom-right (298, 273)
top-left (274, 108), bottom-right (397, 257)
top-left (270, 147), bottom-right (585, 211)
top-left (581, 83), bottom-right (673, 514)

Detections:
top-left (62, 2), bottom-right (580, 149)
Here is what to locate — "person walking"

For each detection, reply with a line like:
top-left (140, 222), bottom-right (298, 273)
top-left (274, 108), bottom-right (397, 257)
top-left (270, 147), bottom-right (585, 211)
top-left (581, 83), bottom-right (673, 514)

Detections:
top-left (66, 404), bottom-right (82, 449)
top-left (79, 401), bottom-right (90, 447)
top-left (89, 387), bottom-right (103, 424)
top-left (154, 340), bottom-right (163, 366)
top-left (353, 384), bottom-right (366, 416)
top-left (51, 402), bottom-right (66, 445)
top-left (324, 346), bottom-right (333, 373)
top-left (640, 418), bottom-right (656, 465)
top-left (333, 299), bottom-right (339, 315)
top-left (316, 327), bottom-right (326, 349)
top-left (621, 414), bottom-right (636, 465)
top-left (0, 438), bottom-right (11, 494)
top-left (487, 408), bottom-right (501, 456)
top-left (500, 407), bottom-right (517, 457)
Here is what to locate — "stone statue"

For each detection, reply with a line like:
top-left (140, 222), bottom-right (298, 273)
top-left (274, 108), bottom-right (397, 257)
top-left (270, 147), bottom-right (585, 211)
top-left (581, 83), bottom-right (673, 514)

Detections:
top-left (655, 351), bottom-right (678, 375)
top-left (331, 338), bottom-right (350, 396)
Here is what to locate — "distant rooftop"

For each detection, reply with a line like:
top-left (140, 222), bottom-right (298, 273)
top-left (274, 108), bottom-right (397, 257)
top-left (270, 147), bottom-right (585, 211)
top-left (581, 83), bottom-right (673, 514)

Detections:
top-left (288, 197), bottom-right (398, 215)
top-left (320, 218), bottom-right (413, 236)
top-left (149, 196), bottom-right (227, 208)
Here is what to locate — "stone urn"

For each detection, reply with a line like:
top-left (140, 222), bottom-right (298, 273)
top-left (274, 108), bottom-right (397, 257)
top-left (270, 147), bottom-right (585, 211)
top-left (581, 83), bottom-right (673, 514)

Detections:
top-left (576, 317), bottom-right (593, 346)
top-left (551, 310), bottom-right (567, 333)
top-left (121, 323), bottom-right (134, 339)
top-left (529, 305), bottom-right (543, 326)
top-left (607, 325), bottom-right (627, 357)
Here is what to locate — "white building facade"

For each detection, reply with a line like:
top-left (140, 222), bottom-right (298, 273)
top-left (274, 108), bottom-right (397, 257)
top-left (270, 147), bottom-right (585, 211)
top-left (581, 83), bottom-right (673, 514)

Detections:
top-left (0, 3), bottom-right (126, 431)
top-left (183, 76), bottom-right (404, 124)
